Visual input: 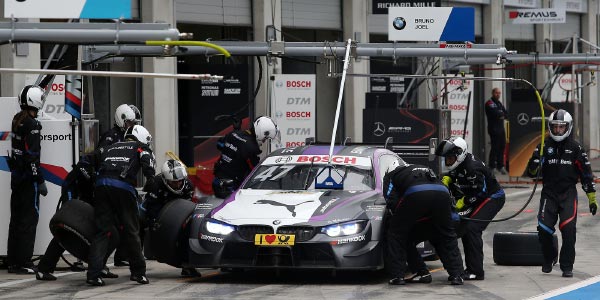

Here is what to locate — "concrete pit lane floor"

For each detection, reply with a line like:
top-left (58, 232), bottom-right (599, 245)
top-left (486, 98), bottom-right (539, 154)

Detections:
top-left (0, 181), bottom-right (599, 299)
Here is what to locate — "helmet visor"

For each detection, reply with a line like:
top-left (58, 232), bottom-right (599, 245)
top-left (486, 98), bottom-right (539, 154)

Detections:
top-left (549, 121), bottom-right (568, 136)
top-left (167, 179), bottom-right (185, 191)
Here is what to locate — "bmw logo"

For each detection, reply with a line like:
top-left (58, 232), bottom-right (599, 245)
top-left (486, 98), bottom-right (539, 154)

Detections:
top-left (548, 147), bottom-right (554, 155)
top-left (276, 81), bottom-right (284, 88)
top-left (273, 220), bottom-right (281, 225)
top-left (393, 17), bottom-right (407, 30)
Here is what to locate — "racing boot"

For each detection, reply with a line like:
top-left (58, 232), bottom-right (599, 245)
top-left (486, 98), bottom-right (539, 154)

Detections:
top-left (101, 267), bottom-right (119, 278)
top-left (35, 270), bottom-right (57, 281)
top-left (406, 270), bottom-right (432, 283)
top-left (388, 277), bottom-right (406, 285)
top-left (181, 267), bottom-right (202, 278)
top-left (86, 277), bottom-right (105, 286)
top-left (449, 275), bottom-right (464, 285)
top-left (130, 274), bottom-right (149, 284)
top-left (461, 270), bottom-right (484, 280)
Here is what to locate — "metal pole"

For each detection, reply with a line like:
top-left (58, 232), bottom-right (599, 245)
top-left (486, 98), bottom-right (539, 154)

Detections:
top-left (329, 39), bottom-right (352, 161)
top-left (0, 68), bottom-right (223, 80)
top-left (463, 91), bottom-right (472, 139)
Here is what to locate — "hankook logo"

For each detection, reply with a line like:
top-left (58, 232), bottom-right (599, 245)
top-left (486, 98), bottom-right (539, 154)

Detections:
top-left (517, 113), bottom-right (530, 125)
top-left (373, 122), bottom-right (386, 137)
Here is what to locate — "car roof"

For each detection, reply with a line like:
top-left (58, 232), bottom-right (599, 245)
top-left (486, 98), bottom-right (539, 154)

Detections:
top-left (268, 145), bottom-right (383, 158)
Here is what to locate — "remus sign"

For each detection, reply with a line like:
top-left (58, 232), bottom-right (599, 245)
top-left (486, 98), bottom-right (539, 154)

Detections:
top-left (388, 7), bottom-right (474, 42)
top-left (508, 8), bottom-right (566, 24)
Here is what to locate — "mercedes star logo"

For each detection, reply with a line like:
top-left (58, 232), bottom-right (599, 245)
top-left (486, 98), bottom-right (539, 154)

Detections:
top-left (517, 113), bottom-right (529, 125)
top-left (373, 122), bottom-right (386, 137)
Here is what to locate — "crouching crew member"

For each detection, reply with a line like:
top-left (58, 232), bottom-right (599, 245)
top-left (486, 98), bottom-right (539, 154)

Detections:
top-left (383, 160), bottom-right (464, 285)
top-left (436, 136), bottom-right (505, 281)
top-left (86, 125), bottom-right (155, 286)
top-left (143, 159), bottom-right (201, 277)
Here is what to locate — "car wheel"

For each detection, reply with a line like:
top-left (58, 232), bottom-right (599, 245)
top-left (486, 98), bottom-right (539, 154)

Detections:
top-left (493, 231), bottom-right (558, 266)
top-left (148, 199), bottom-right (196, 267)
top-left (49, 199), bottom-right (95, 262)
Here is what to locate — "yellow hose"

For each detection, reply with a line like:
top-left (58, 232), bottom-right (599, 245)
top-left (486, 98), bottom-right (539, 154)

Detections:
top-left (533, 89), bottom-right (545, 156)
top-left (145, 40), bottom-right (231, 58)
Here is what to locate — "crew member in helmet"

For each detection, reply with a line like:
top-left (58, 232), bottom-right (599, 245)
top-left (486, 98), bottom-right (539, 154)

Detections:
top-left (212, 116), bottom-right (279, 199)
top-left (6, 85), bottom-right (48, 274)
top-left (143, 159), bottom-right (200, 277)
top-left (97, 104), bottom-right (140, 266)
top-left (86, 125), bottom-right (155, 286)
top-left (435, 136), bottom-right (505, 281)
top-left (383, 160), bottom-right (464, 286)
top-left (97, 104), bottom-right (139, 148)
top-left (526, 109), bottom-right (596, 277)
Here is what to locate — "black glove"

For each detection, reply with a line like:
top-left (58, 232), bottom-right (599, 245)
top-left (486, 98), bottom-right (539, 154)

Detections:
top-left (143, 176), bottom-right (157, 192)
top-left (38, 181), bottom-right (48, 197)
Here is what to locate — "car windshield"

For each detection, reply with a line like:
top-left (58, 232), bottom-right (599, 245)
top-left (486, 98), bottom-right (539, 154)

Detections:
top-left (243, 160), bottom-right (375, 191)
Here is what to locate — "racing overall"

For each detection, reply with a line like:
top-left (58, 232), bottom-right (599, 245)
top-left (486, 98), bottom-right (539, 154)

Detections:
top-left (7, 111), bottom-right (44, 270)
top-left (86, 140), bottom-right (155, 281)
top-left (527, 138), bottom-right (595, 272)
top-left (484, 97), bottom-right (508, 170)
top-left (383, 164), bottom-right (464, 280)
top-left (447, 153), bottom-right (505, 279)
top-left (213, 129), bottom-right (260, 198)
top-left (38, 160), bottom-right (95, 274)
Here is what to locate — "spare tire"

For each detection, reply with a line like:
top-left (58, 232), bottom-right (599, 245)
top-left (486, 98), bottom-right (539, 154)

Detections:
top-left (49, 199), bottom-right (96, 262)
top-left (493, 231), bottom-right (558, 266)
top-left (148, 199), bottom-right (196, 267)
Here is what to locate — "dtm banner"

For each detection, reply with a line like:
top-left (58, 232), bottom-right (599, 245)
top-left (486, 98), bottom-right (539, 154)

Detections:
top-left (4, 0), bottom-right (131, 19)
top-left (438, 75), bottom-right (474, 146)
top-left (0, 97), bottom-right (77, 255)
top-left (271, 74), bottom-right (316, 150)
top-left (388, 7), bottom-right (474, 42)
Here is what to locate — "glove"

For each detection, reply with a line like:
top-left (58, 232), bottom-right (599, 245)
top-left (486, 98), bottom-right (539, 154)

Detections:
top-left (143, 176), bottom-right (157, 192)
top-left (455, 197), bottom-right (465, 210)
top-left (38, 181), bottom-right (48, 197)
top-left (442, 176), bottom-right (452, 187)
top-left (587, 192), bottom-right (597, 215)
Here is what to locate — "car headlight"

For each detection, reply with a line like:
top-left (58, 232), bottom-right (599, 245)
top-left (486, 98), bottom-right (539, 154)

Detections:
top-left (205, 219), bottom-right (235, 235)
top-left (321, 221), bottom-right (366, 237)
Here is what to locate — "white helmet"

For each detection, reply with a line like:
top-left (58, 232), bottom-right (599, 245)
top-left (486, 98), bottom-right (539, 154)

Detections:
top-left (115, 104), bottom-right (136, 129)
top-left (386, 158), bottom-right (408, 174)
top-left (129, 105), bottom-right (142, 125)
top-left (548, 109), bottom-right (573, 142)
top-left (125, 125), bottom-right (152, 145)
top-left (435, 136), bottom-right (468, 171)
top-left (253, 116), bottom-right (280, 146)
top-left (161, 159), bottom-right (187, 195)
top-left (19, 85), bottom-right (45, 111)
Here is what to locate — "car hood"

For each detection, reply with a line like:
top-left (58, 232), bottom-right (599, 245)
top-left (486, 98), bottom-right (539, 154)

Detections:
top-left (211, 189), bottom-right (379, 227)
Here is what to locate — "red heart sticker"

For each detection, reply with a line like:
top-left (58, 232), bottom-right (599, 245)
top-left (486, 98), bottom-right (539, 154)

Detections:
top-left (265, 235), bottom-right (276, 244)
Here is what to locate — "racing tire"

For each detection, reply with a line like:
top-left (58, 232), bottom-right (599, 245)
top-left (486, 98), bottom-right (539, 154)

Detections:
top-left (147, 199), bottom-right (196, 267)
top-left (49, 199), bottom-right (96, 262)
top-left (493, 231), bottom-right (558, 266)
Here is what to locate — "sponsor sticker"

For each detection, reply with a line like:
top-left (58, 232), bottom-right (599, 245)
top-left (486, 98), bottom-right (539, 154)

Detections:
top-left (262, 155), bottom-right (371, 167)
top-left (332, 235), bottom-right (366, 245)
top-left (254, 234), bottom-right (296, 246)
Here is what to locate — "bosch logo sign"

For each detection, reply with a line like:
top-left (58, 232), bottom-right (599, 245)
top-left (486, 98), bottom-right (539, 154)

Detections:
top-left (287, 80), bottom-right (312, 88)
top-left (392, 17), bottom-right (407, 30)
top-left (286, 111), bottom-right (311, 119)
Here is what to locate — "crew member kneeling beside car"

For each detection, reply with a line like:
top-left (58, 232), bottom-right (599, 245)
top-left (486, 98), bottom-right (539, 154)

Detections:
top-left (143, 159), bottom-right (201, 277)
top-left (383, 160), bottom-right (464, 286)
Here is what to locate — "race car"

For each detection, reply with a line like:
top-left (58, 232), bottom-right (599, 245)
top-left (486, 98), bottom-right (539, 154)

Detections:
top-left (182, 145), bottom-right (435, 270)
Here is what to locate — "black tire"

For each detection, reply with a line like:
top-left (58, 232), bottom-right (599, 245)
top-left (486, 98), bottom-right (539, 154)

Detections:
top-left (493, 231), bottom-right (558, 266)
top-left (148, 199), bottom-right (196, 267)
top-left (49, 199), bottom-right (95, 262)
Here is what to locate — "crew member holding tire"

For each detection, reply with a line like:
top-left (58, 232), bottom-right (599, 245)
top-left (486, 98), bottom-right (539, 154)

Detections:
top-left (7, 86), bottom-right (49, 275)
top-left (143, 159), bottom-right (200, 277)
top-left (36, 161), bottom-right (118, 281)
top-left (86, 125), bottom-right (156, 286)
top-left (526, 109), bottom-right (597, 278)
top-left (212, 116), bottom-right (279, 199)
top-left (436, 136), bottom-right (505, 281)
top-left (383, 160), bottom-right (464, 286)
